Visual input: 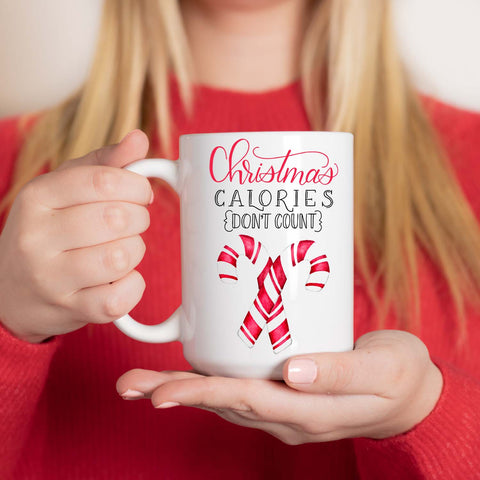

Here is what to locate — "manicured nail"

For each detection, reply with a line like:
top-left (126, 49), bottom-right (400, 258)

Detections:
top-left (149, 191), bottom-right (154, 205)
top-left (121, 389), bottom-right (145, 400)
top-left (155, 401), bottom-right (181, 409)
top-left (288, 359), bottom-right (317, 384)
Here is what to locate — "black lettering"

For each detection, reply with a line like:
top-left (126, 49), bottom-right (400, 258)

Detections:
top-left (322, 190), bottom-right (334, 208)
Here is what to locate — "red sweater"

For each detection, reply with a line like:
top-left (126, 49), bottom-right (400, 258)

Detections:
top-left (1, 82), bottom-right (480, 480)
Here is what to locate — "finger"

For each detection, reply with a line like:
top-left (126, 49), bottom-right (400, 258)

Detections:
top-left (117, 370), bottom-right (255, 411)
top-left (283, 331), bottom-right (416, 396)
top-left (66, 269), bottom-right (146, 324)
top-left (27, 165), bottom-right (153, 209)
top-left (116, 369), bottom-right (390, 441)
top-left (150, 377), bottom-right (257, 412)
top-left (117, 371), bottom-right (311, 444)
top-left (57, 235), bottom-right (146, 292)
top-left (48, 201), bottom-right (150, 251)
top-left (147, 375), bottom-right (300, 422)
top-left (58, 129), bottom-right (149, 170)
top-left (116, 370), bottom-right (201, 399)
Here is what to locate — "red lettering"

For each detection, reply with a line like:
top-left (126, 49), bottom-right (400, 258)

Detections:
top-left (208, 138), bottom-right (339, 186)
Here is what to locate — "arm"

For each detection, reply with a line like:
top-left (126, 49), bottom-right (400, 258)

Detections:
top-left (0, 323), bottom-right (60, 474)
top-left (0, 118), bottom-right (153, 475)
top-left (353, 359), bottom-right (480, 480)
top-left (0, 116), bottom-right (60, 474)
top-left (348, 99), bottom-right (479, 479)
top-left (115, 327), bottom-right (479, 480)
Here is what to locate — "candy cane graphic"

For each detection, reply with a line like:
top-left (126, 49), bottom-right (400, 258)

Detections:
top-left (217, 235), bottom-right (275, 347)
top-left (217, 235), bottom-right (271, 285)
top-left (217, 236), bottom-right (330, 354)
top-left (239, 240), bottom-right (330, 353)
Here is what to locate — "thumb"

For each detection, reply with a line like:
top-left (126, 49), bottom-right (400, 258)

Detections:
top-left (58, 129), bottom-right (150, 170)
top-left (282, 341), bottom-right (392, 395)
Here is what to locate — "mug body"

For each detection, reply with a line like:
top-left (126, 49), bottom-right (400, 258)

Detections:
top-left (178, 132), bottom-right (353, 379)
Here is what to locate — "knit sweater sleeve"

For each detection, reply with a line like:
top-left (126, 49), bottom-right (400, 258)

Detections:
top-left (354, 101), bottom-right (480, 479)
top-left (353, 360), bottom-right (480, 479)
top-left (0, 116), bottom-right (60, 475)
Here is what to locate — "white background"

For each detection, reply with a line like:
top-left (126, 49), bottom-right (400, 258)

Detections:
top-left (0, 0), bottom-right (479, 117)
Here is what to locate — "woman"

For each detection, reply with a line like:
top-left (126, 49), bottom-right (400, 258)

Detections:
top-left (0, 0), bottom-right (479, 478)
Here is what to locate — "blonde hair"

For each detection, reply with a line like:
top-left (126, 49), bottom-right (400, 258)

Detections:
top-left (2, 0), bottom-right (480, 337)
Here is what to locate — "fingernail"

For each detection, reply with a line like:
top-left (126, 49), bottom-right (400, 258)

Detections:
top-left (288, 359), bottom-right (317, 384)
top-left (149, 191), bottom-right (154, 205)
top-left (121, 389), bottom-right (145, 400)
top-left (155, 401), bottom-right (180, 409)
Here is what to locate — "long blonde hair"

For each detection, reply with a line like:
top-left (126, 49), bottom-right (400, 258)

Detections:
top-left (2, 0), bottom-right (480, 337)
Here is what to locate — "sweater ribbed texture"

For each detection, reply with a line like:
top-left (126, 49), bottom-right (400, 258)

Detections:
top-left (0, 81), bottom-right (479, 479)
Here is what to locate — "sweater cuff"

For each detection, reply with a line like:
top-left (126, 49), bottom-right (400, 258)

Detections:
top-left (0, 321), bottom-right (60, 385)
top-left (353, 360), bottom-right (480, 479)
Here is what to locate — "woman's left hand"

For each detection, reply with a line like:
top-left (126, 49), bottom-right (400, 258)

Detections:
top-left (116, 330), bottom-right (443, 444)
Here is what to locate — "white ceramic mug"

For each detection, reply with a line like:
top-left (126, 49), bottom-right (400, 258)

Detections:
top-left (114, 132), bottom-right (354, 379)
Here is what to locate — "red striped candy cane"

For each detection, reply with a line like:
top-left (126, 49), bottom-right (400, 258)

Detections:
top-left (217, 234), bottom-right (272, 284)
top-left (239, 240), bottom-right (330, 354)
top-left (217, 235), bottom-right (274, 348)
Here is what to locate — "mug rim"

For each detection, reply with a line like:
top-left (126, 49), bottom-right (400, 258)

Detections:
top-left (180, 131), bottom-right (353, 140)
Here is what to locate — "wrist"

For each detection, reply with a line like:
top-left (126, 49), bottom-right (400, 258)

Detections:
top-left (379, 361), bottom-right (444, 439)
top-left (409, 361), bottom-right (444, 427)
top-left (0, 316), bottom-right (51, 344)
top-left (368, 361), bottom-right (443, 440)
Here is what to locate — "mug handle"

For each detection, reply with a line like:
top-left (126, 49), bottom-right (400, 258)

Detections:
top-left (113, 159), bottom-right (182, 343)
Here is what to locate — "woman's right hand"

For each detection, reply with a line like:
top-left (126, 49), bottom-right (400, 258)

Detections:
top-left (0, 130), bottom-right (153, 343)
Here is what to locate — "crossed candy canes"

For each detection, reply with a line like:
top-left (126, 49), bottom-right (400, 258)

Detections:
top-left (217, 235), bottom-right (330, 353)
